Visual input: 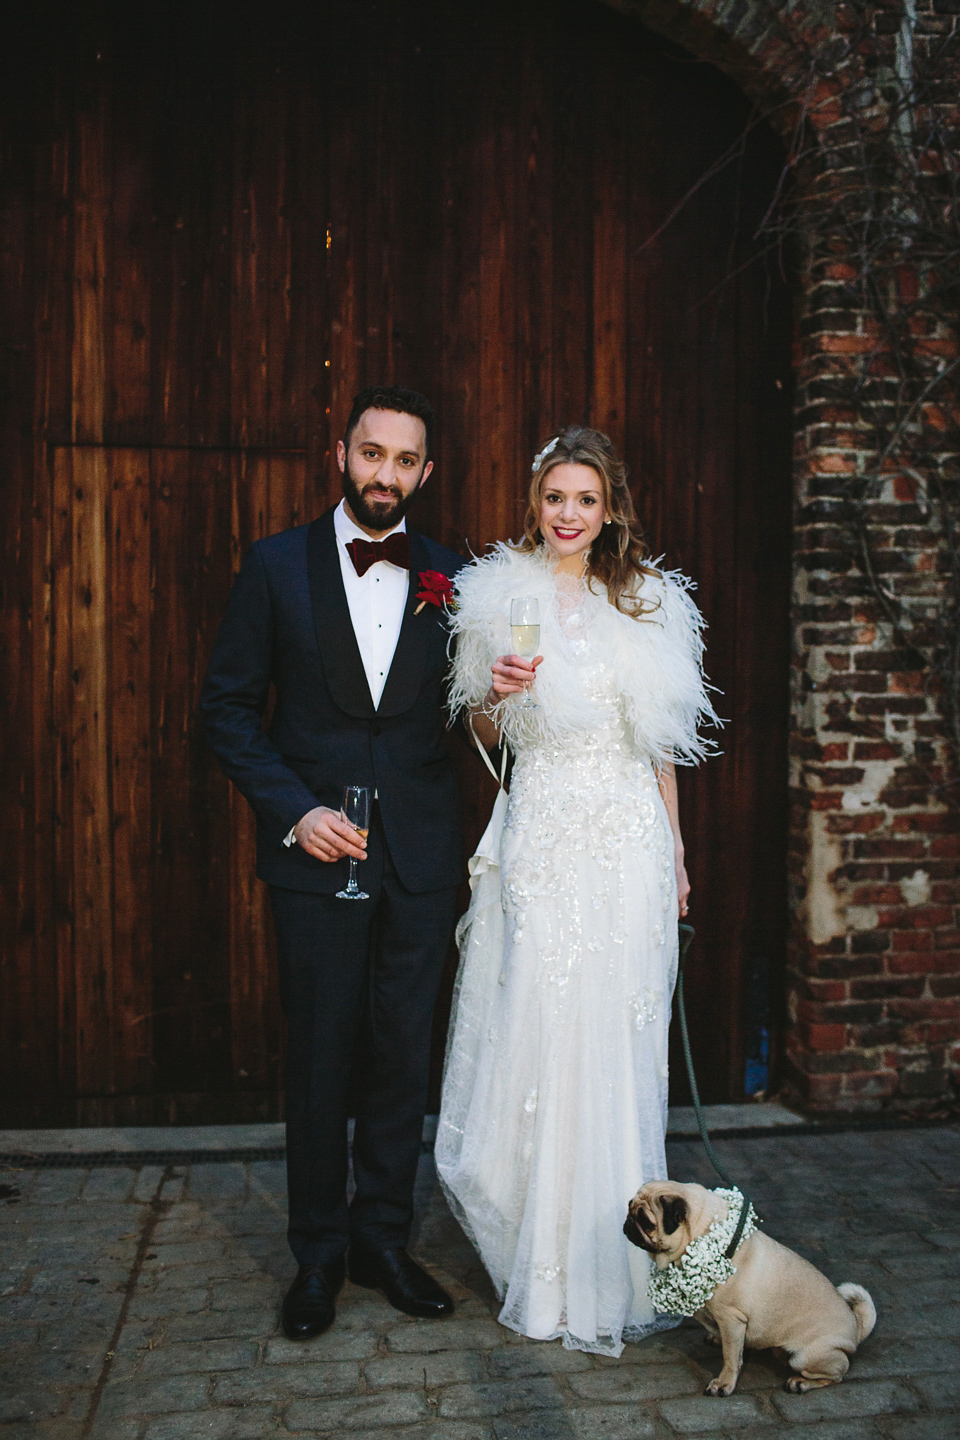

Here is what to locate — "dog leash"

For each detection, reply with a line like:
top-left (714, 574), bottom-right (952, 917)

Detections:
top-left (676, 923), bottom-right (757, 1259)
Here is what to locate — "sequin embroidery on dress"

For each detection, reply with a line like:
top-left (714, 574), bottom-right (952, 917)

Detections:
top-left (436, 547), bottom-right (716, 1357)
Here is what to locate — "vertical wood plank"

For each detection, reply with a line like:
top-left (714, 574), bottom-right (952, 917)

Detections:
top-left (108, 449), bottom-right (153, 1093)
top-left (267, 452), bottom-right (307, 538)
top-left (150, 446), bottom-right (198, 1105)
top-left (298, 38), bottom-right (331, 502)
top-left (0, 109), bottom-right (51, 1122)
top-left (228, 451), bottom-right (280, 1094)
top-left (151, 447), bottom-right (233, 1112)
top-left (231, 57), bottom-right (266, 449)
top-left (516, 0), bottom-right (556, 474)
top-left (51, 448), bottom-right (77, 1111)
top-left (150, 45), bottom-right (192, 449)
top-left (326, 1), bottom-right (368, 443)
top-left (187, 22), bottom-right (234, 450)
top-left (72, 70), bottom-right (108, 444)
top-left (190, 448), bottom-right (239, 1101)
top-left (363, 3), bottom-right (393, 390)
top-left (438, 5), bottom-right (482, 555)
top-left (590, 11), bottom-right (628, 450)
top-left (107, 65), bottom-right (152, 445)
top-left (550, 0), bottom-right (593, 432)
top-left (70, 446), bottom-right (114, 1094)
top-left (625, 41), bottom-right (664, 542)
top-left (34, 68), bottom-right (73, 446)
top-left (476, 4), bottom-right (519, 551)
top-left (267, 54), bottom-right (303, 451)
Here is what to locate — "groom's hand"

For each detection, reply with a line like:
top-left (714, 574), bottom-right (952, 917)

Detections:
top-left (293, 806), bottom-right (368, 863)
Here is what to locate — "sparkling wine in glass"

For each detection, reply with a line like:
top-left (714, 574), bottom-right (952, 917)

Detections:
top-left (336, 785), bottom-right (373, 900)
top-left (510, 597), bottom-right (540, 710)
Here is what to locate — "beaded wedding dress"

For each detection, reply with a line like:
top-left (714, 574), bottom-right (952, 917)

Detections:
top-left (435, 544), bottom-right (717, 1356)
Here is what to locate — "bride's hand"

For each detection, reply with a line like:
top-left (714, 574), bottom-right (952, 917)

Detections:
top-left (488, 653), bottom-right (543, 702)
top-left (676, 848), bottom-right (690, 918)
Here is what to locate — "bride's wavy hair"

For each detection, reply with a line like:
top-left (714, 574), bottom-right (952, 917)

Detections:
top-left (517, 427), bottom-right (661, 617)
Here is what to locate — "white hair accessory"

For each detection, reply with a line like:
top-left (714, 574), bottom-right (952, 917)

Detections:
top-left (532, 436), bottom-right (560, 472)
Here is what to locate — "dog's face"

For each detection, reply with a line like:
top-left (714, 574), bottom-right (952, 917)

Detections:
top-left (624, 1181), bottom-right (710, 1264)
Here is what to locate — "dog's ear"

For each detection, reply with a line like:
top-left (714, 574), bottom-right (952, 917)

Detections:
top-left (660, 1194), bottom-right (688, 1235)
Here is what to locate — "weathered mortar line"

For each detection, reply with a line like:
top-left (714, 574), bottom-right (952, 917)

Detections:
top-left (80, 1163), bottom-right (176, 1440)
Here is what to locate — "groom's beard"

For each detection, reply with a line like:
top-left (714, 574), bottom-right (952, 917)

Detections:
top-left (342, 460), bottom-right (423, 533)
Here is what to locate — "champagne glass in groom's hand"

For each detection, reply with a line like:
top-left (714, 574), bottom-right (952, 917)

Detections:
top-left (336, 786), bottom-right (373, 900)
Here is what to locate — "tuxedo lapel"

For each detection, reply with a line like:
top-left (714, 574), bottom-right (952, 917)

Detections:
top-left (306, 510), bottom-right (376, 719)
top-left (377, 529), bottom-right (433, 718)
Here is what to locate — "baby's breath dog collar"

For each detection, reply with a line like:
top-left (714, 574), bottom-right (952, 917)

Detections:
top-left (647, 1188), bottom-right (758, 1317)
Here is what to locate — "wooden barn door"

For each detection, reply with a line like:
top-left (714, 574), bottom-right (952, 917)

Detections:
top-left (0, 0), bottom-right (792, 1124)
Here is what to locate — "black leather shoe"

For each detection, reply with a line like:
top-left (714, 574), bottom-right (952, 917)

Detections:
top-left (281, 1255), bottom-right (346, 1340)
top-left (348, 1245), bottom-right (454, 1318)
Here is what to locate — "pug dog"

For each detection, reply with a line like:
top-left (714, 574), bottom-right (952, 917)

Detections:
top-left (625, 1180), bottom-right (876, 1395)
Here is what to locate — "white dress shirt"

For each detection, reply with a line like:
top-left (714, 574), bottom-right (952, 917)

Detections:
top-left (284, 499), bottom-right (409, 845)
top-left (332, 498), bottom-right (409, 709)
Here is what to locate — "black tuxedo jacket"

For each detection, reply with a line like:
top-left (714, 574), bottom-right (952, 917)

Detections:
top-left (200, 507), bottom-right (465, 895)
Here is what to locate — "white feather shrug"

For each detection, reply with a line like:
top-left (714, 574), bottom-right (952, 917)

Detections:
top-left (447, 544), bottom-right (719, 767)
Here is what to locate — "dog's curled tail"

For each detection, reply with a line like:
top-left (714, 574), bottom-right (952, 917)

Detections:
top-left (837, 1283), bottom-right (877, 1344)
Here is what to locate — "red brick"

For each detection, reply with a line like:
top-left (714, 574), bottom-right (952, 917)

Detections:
top-left (890, 998), bottom-right (960, 1021)
top-left (893, 812), bottom-right (957, 833)
top-left (812, 451), bottom-right (860, 472)
top-left (891, 930), bottom-right (934, 951)
top-left (888, 952), bottom-right (959, 976)
top-left (802, 1022), bottom-right (848, 1051)
top-left (916, 336), bottom-right (960, 359)
top-left (889, 671), bottom-right (927, 693)
top-left (852, 884), bottom-right (902, 905)
top-left (879, 906), bottom-right (953, 929)
top-left (816, 334), bottom-right (879, 355)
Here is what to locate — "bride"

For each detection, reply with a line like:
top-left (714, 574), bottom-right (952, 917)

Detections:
top-left (435, 427), bottom-right (718, 1356)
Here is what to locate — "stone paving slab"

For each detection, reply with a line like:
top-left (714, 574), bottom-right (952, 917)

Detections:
top-left (1, 1127), bottom-right (958, 1438)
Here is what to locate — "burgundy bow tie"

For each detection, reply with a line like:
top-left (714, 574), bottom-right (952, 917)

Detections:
top-left (346, 532), bottom-right (411, 577)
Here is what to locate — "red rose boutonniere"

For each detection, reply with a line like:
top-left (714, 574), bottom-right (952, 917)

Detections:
top-left (414, 570), bottom-right (456, 615)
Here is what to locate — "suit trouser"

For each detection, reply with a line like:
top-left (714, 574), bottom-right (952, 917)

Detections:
top-left (269, 815), bottom-right (457, 1267)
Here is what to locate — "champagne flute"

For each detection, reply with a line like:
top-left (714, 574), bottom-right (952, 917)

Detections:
top-left (336, 785), bottom-right (373, 900)
top-left (510, 597), bottom-right (540, 710)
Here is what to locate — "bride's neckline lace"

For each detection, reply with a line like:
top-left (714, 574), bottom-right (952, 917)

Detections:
top-left (554, 568), bottom-right (589, 636)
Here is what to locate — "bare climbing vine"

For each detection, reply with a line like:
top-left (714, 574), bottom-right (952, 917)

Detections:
top-left (648, 1), bottom-right (960, 782)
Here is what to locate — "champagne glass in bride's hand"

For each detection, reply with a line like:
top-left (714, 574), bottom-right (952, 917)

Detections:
top-left (336, 785), bottom-right (373, 900)
top-left (510, 597), bottom-right (540, 710)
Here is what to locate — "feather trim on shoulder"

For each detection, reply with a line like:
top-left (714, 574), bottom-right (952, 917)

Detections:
top-left (447, 543), bottom-right (720, 766)
top-left (612, 565), bottom-right (721, 766)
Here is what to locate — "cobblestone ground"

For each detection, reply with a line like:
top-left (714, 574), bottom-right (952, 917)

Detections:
top-left (1, 1127), bottom-right (959, 1439)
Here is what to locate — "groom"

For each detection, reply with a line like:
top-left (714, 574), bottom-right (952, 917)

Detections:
top-left (201, 386), bottom-right (464, 1338)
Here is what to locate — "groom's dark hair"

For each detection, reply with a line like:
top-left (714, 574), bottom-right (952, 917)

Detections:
top-left (344, 385), bottom-right (435, 460)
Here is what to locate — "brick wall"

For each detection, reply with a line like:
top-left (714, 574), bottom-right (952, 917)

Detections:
top-left (610, 0), bottom-right (960, 1109)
